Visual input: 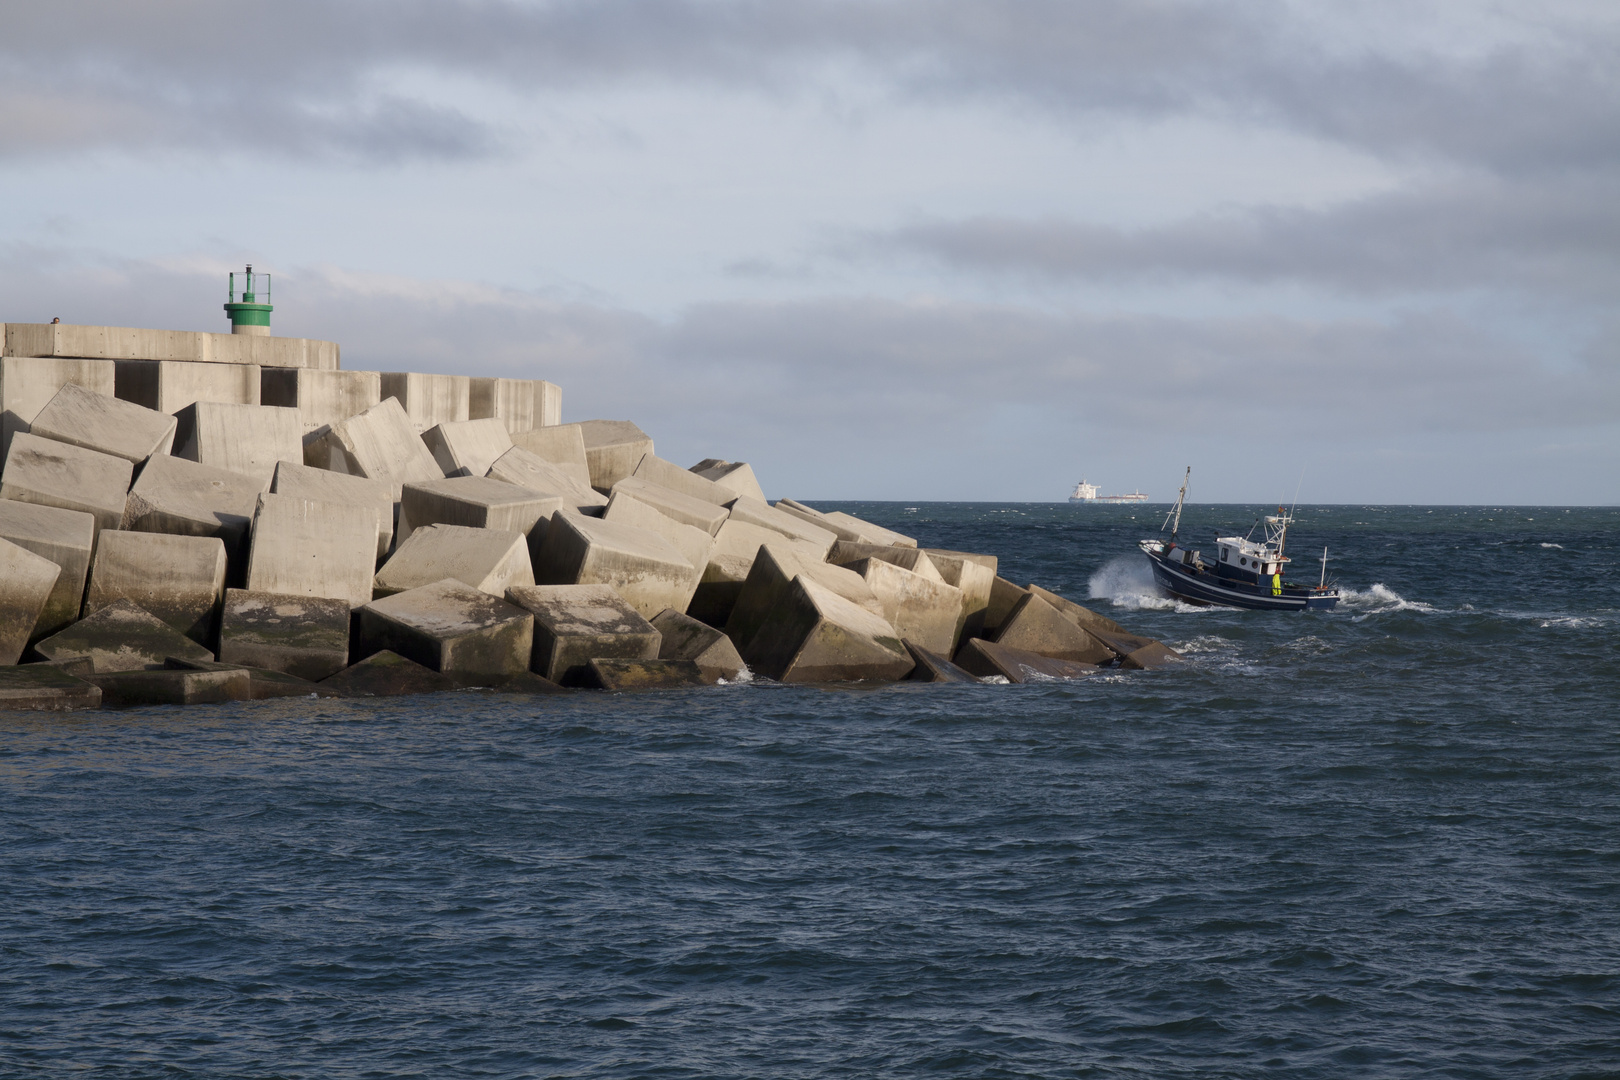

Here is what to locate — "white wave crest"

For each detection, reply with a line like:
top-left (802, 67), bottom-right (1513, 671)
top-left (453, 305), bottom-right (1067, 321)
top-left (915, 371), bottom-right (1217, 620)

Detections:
top-left (716, 662), bottom-right (755, 685)
top-left (1540, 542), bottom-right (1564, 549)
top-left (1088, 555), bottom-right (1207, 613)
top-left (1336, 583), bottom-right (1436, 615)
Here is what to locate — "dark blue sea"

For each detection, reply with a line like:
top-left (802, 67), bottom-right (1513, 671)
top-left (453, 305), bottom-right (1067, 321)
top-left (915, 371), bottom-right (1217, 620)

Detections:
top-left (4, 503), bottom-right (1618, 1078)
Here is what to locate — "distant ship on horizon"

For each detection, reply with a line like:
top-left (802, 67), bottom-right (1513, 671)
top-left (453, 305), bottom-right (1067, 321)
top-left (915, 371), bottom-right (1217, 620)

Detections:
top-left (1069, 479), bottom-right (1150, 504)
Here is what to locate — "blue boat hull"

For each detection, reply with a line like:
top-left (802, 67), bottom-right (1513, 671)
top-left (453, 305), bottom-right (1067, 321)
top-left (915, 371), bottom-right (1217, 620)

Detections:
top-left (1145, 550), bottom-right (1338, 611)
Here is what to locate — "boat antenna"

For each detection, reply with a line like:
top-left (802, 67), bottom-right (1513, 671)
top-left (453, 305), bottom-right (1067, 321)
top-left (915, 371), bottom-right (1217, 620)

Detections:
top-left (1319, 546), bottom-right (1329, 589)
top-left (1289, 465), bottom-right (1305, 521)
top-left (1162, 466), bottom-right (1190, 542)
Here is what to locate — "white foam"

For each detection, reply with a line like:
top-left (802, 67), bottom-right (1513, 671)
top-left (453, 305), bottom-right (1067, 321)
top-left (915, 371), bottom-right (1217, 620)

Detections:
top-left (1088, 555), bottom-right (1207, 613)
top-left (716, 662), bottom-right (755, 686)
top-left (1540, 542), bottom-right (1564, 549)
top-left (1336, 583), bottom-right (1437, 616)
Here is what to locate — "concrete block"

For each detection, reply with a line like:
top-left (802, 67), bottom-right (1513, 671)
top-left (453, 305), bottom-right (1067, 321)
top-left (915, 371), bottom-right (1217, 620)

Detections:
top-left (1086, 628), bottom-right (1185, 670)
top-left (848, 558), bottom-right (963, 656)
top-left (691, 459), bottom-right (767, 503)
top-left (27, 382), bottom-right (176, 464)
top-left (727, 496), bottom-right (837, 557)
top-left (469, 377), bottom-right (562, 433)
top-left (84, 531), bottom-right (227, 646)
top-left (631, 454), bottom-right (734, 507)
top-left (218, 588), bottom-right (351, 681)
top-left (533, 511), bottom-right (700, 620)
top-left (0, 356), bottom-right (115, 465)
top-left (0, 666), bottom-right (101, 711)
top-left (992, 593), bottom-right (1116, 665)
top-left (487, 446), bottom-right (605, 512)
top-left (903, 640), bottom-right (982, 683)
top-left (375, 524), bottom-right (534, 599)
top-left (163, 658), bottom-right (329, 700)
top-left (982, 576), bottom-right (1029, 639)
top-left (397, 476), bottom-right (561, 547)
top-left (586, 658), bottom-right (709, 690)
top-left (0, 500), bottom-right (96, 639)
top-left (423, 418), bottom-right (513, 478)
top-left (651, 607), bottom-right (744, 682)
top-left (245, 493), bottom-right (379, 608)
top-left (123, 455), bottom-right (260, 565)
top-left (828, 542), bottom-right (945, 581)
top-left (578, 419), bottom-right (653, 492)
top-left (380, 372), bottom-right (470, 433)
top-left (510, 423), bottom-right (592, 488)
top-left (610, 477), bottom-right (729, 536)
top-left (303, 397), bottom-right (444, 498)
top-left (954, 639), bottom-right (1100, 683)
top-left (924, 549), bottom-right (999, 642)
top-left (357, 578), bottom-right (534, 679)
top-left (0, 434), bottom-right (132, 535)
top-left (319, 649), bottom-right (456, 697)
top-left (505, 584), bottom-right (661, 687)
top-left (270, 461), bottom-right (394, 561)
top-left (89, 668), bottom-right (252, 707)
top-left (260, 369), bottom-right (382, 433)
top-left (744, 575), bottom-right (912, 684)
top-left (0, 537), bottom-right (60, 664)
top-left (115, 359), bottom-right (260, 414)
top-left (926, 548), bottom-right (999, 576)
top-left (31, 656), bottom-right (95, 678)
top-left (173, 402), bottom-right (302, 491)
top-left (775, 499), bottom-right (917, 547)
top-left (602, 490), bottom-right (714, 573)
top-left (1027, 584), bottom-right (1129, 636)
top-left (704, 519), bottom-right (824, 596)
top-left (34, 599), bottom-right (214, 673)
top-left (726, 544), bottom-right (885, 655)
top-left (3, 323), bottom-right (338, 370)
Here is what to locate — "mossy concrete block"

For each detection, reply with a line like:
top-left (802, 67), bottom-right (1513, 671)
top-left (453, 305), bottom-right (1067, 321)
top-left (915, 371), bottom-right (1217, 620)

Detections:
top-left (173, 401), bottom-right (302, 491)
top-left (0, 537), bottom-right (60, 664)
top-left (357, 578), bottom-right (534, 679)
top-left (163, 657), bottom-right (329, 699)
top-left (533, 510), bottom-right (699, 620)
top-left (397, 475), bottom-right (562, 547)
top-left (0, 665), bottom-right (102, 711)
top-left (90, 667), bottom-right (252, 707)
top-left (27, 382), bottom-right (176, 464)
top-left (630, 454), bottom-right (734, 507)
top-left (304, 397), bottom-right (444, 498)
top-left (991, 592), bottom-right (1115, 664)
top-left (35, 599), bottom-right (214, 673)
top-left (923, 550), bottom-right (998, 643)
top-left (727, 496), bottom-right (836, 557)
top-left (114, 359), bottom-right (260, 414)
top-left (219, 588), bottom-right (351, 681)
top-left (602, 490), bottom-right (714, 573)
top-left (690, 458), bottom-right (767, 503)
top-left (245, 493), bottom-right (380, 608)
top-left (318, 649), bottom-right (456, 697)
top-left (469, 377), bottom-right (560, 434)
top-left (380, 372), bottom-right (470, 433)
top-left (510, 424), bottom-right (593, 489)
top-left (422, 418), bottom-right (514, 479)
top-left (0, 500), bottom-right (96, 639)
top-left (506, 583), bottom-right (661, 687)
top-left (375, 524), bottom-right (534, 599)
top-left (586, 658), bottom-right (709, 690)
top-left (725, 543), bottom-right (882, 654)
top-left (0, 434), bottom-right (132, 536)
top-left (847, 558), bottom-right (963, 656)
top-left (487, 445), bottom-right (605, 512)
top-left (651, 607), bottom-right (743, 682)
top-left (610, 477), bottom-right (728, 536)
top-left (0, 355), bottom-right (115, 465)
top-left (270, 461), bottom-right (394, 560)
top-left (1027, 584), bottom-right (1129, 636)
top-left (578, 419), bottom-right (653, 493)
top-left (84, 531), bottom-right (227, 646)
top-left (954, 638), bottom-right (1100, 683)
top-left (744, 576), bottom-right (911, 684)
top-left (260, 368), bottom-right (381, 434)
top-left (902, 640), bottom-right (982, 683)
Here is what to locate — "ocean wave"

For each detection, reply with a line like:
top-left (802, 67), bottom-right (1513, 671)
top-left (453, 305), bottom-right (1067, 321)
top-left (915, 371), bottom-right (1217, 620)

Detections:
top-left (1174, 635), bottom-right (1236, 656)
top-left (1088, 556), bottom-right (1208, 613)
top-left (1541, 542), bottom-right (1564, 549)
top-left (1336, 583), bottom-right (1436, 615)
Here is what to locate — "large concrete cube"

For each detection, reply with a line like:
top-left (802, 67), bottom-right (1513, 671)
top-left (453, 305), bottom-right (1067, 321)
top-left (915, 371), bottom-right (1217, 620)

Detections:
top-left (586, 658), bottom-right (709, 691)
top-left (982, 576), bottom-right (1030, 639)
top-left (728, 496), bottom-right (837, 557)
top-left (0, 537), bottom-right (61, 664)
top-left (955, 638), bottom-right (1100, 683)
top-left (357, 578), bottom-right (534, 679)
top-left (34, 599), bottom-right (214, 672)
top-left (610, 477), bottom-right (728, 536)
top-left (260, 368), bottom-right (382, 433)
top-left (0, 665), bottom-right (102, 711)
top-left (745, 576), bottom-right (912, 684)
top-left (173, 401), bottom-right (302, 491)
top-left (1027, 584), bottom-right (1129, 636)
top-left (375, 524), bottom-right (534, 599)
top-left (693, 520), bottom-right (825, 629)
top-left (219, 588), bottom-right (351, 681)
top-left (0, 356), bottom-right (115, 466)
top-left (630, 454), bottom-right (734, 507)
top-left (1084, 627), bottom-right (1185, 670)
top-left (162, 658), bottom-right (329, 701)
top-left (775, 499), bottom-right (916, 548)
top-left (651, 607), bottom-right (744, 683)
top-left (0, 500), bottom-right (96, 639)
top-left (123, 455), bottom-right (260, 563)
top-left (510, 424), bottom-right (592, 488)
top-left (397, 476), bottom-right (562, 547)
top-left (469, 377), bottom-right (562, 433)
top-left (924, 549), bottom-right (999, 643)
top-left (602, 490), bottom-right (714, 573)
top-left (726, 543), bottom-right (883, 653)
top-left (270, 461), bottom-right (394, 561)
top-left (505, 583), bottom-right (661, 687)
top-left (89, 668), bottom-right (253, 707)
top-left (828, 542), bottom-right (945, 581)
top-left (902, 640), bottom-right (982, 683)
top-left (533, 510), bottom-right (699, 620)
top-left (0, 433), bottom-right (132, 535)
top-left (27, 383), bottom-right (176, 464)
top-left (245, 493), bottom-right (380, 608)
top-left (115, 359), bottom-right (260, 413)
top-left (84, 531), bottom-right (228, 646)
top-left (423, 418), bottom-right (513, 478)
top-left (690, 459), bottom-right (767, 503)
top-left (578, 419), bottom-right (653, 493)
top-left (487, 446), bottom-right (605, 512)
top-left (318, 649), bottom-right (456, 697)
top-left (847, 558), bottom-right (964, 656)
top-left (992, 592), bottom-right (1116, 664)
top-left (380, 372), bottom-right (470, 432)
top-left (303, 397), bottom-right (444, 498)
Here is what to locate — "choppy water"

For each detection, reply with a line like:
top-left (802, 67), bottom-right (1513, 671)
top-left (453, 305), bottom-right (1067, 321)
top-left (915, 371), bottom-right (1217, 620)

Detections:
top-left (3, 504), bottom-right (1618, 1078)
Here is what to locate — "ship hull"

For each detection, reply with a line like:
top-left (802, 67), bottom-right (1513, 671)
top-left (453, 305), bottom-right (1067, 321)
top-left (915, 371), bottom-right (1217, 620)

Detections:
top-left (1145, 550), bottom-right (1337, 611)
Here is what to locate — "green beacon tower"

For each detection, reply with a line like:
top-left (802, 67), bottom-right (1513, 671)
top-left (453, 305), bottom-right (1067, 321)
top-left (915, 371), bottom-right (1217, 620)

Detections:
top-left (224, 264), bottom-right (273, 337)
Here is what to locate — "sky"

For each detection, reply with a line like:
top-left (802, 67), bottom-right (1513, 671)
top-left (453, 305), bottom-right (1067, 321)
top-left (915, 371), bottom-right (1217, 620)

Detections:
top-left (1, 0), bottom-right (1617, 504)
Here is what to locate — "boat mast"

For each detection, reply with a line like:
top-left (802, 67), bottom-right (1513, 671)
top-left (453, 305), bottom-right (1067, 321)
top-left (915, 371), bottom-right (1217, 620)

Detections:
top-left (1162, 466), bottom-right (1190, 543)
top-left (1319, 547), bottom-right (1328, 588)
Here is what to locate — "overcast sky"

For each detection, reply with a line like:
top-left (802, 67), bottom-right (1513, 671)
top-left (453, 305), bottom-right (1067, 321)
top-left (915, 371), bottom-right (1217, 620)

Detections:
top-left (2, 0), bottom-right (1616, 503)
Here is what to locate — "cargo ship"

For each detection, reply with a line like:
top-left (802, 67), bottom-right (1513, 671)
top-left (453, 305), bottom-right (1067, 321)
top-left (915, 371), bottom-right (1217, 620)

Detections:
top-left (1069, 479), bottom-right (1149, 504)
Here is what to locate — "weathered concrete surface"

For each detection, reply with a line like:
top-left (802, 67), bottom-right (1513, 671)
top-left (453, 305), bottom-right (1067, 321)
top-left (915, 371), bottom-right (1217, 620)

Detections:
top-left (4, 323), bottom-right (339, 370)
top-left (219, 588), bottom-right (351, 681)
top-left (27, 383), bottom-right (176, 464)
top-left (303, 397), bottom-right (444, 497)
top-left (991, 592), bottom-right (1116, 665)
top-left (423, 418), bottom-right (514, 479)
top-left (0, 665), bottom-right (102, 710)
top-left (270, 461), bottom-right (394, 560)
top-left (122, 455), bottom-right (260, 563)
top-left (34, 599), bottom-right (214, 672)
top-left (690, 520), bottom-right (821, 629)
top-left (318, 649), bottom-right (456, 697)
top-left (380, 372), bottom-right (470, 433)
top-left (579, 419), bottom-right (653, 493)
top-left (397, 476), bottom-right (561, 547)
top-left (631, 454), bottom-right (734, 507)
top-left (728, 496), bottom-right (837, 556)
top-left (828, 542), bottom-right (945, 581)
top-left (90, 668), bottom-right (252, 707)
top-left (173, 402), bottom-right (302, 491)
top-left (506, 584), bottom-right (662, 687)
top-left (651, 607), bottom-right (744, 682)
top-left (847, 557), bottom-right (963, 656)
top-left (922, 549), bottom-right (998, 643)
top-left (586, 658), bottom-right (709, 690)
top-left (744, 575), bottom-right (912, 684)
top-left (375, 524), bottom-right (534, 599)
top-left (31, 655), bottom-right (95, 677)
top-left (725, 544), bottom-right (884, 654)
top-left (0, 500), bottom-right (96, 638)
top-left (487, 446), bottom-right (605, 512)
top-left (954, 639), bottom-right (1100, 683)
top-left (775, 499), bottom-right (917, 548)
top-left (0, 356), bottom-right (115, 465)
top-left (903, 640), bottom-right (982, 683)
top-left (246, 493), bottom-right (379, 608)
top-left (981, 576), bottom-right (1030, 640)
top-left (1085, 628), bottom-right (1184, 670)
top-left (163, 657), bottom-right (329, 700)
top-left (926, 548), bottom-right (998, 576)
top-left (602, 490), bottom-right (714, 573)
top-left (609, 477), bottom-right (729, 535)
top-left (1027, 584), bottom-right (1129, 636)
top-left (690, 459), bottom-right (767, 503)
top-left (533, 511), bottom-right (700, 620)
top-left (510, 424), bottom-right (593, 489)
top-left (469, 377), bottom-right (562, 433)
top-left (0, 537), bottom-right (60, 663)
top-left (357, 578), bottom-right (534, 679)
top-left (84, 531), bottom-right (228, 646)
top-left (0, 434), bottom-right (132, 535)
top-left (260, 369), bottom-right (381, 433)
top-left (115, 359), bottom-right (261, 414)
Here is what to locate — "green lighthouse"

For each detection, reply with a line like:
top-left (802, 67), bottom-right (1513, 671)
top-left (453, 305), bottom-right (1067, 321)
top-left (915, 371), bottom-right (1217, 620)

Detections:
top-left (224, 264), bottom-right (273, 336)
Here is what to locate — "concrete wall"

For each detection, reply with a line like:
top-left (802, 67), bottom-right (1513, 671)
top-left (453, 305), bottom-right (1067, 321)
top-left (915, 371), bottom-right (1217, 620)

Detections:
top-left (3, 324), bottom-right (339, 370)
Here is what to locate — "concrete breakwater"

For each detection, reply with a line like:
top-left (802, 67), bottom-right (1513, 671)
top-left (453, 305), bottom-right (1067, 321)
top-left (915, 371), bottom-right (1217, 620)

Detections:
top-left (0, 322), bottom-right (1179, 710)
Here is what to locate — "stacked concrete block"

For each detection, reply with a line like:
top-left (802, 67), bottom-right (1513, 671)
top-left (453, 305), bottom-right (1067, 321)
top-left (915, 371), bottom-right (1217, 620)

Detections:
top-left (902, 641), bottom-right (982, 683)
top-left (744, 576), bottom-right (913, 683)
top-left (27, 383), bottom-right (176, 464)
top-left (725, 544), bottom-right (884, 654)
top-left (924, 549), bottom-right (999, 643)
top-left (469, 377), bottom-right (562, 433)
top-left (651, 608), bottom-right (744, 682)
top-left (34, 599), bottom-right (214, 672)
top-left (982, 576), bottom-right (1030, 640)
top-left (533, 510), bottom-right (700, 620)
top-left (304, 397), bottom-right (445, 497)
top-left (828, 542), bottom-right (945, 581)
top-left (776, 499), bottom-right (917, 548)
top-left (601, 490), bottom-right (714, 574)
top-left (610, 477), bottom-right (729, 535)
top-left (0, 665), bottom-right (102, 710)
top-left (4, 323), bottom-right (338, 370)
top-left (726, 496), bottom-right (837, 557)
top-left (1027, 584), bottom-right (1129, 636)
top-left (173, 402), bottom-right (303, 491)
top-left (245, 493), bottom-right (380, 608)
top-left (0, 501), bottom-right (96, 639)
top-left (90, 667), bottom-right (253, 707)
top-left (114, 359), bottom-right (260, 414)
top-left (270, 461), bottom-right (395, 561)
top-left (423, 418), bottom-right (514, 478)
top-left (260, 369), bottom-right (382, 434)
top-left (848, 558), bottom-right (964, 656)
top-left (0, 434), bottom-right (132, 535)
top-left (487, 446), bottom-right (606, 512)
top-left (397, 476), bottom-right (561, 549)
top-left (587, 658), bottom-right (708, 690)
top-left (163, 658), bottom-right (328, 701)
top-left (123, 455), bottom-right (261, 561)
top-left (955, 639), bottom-right (1100, 683)
top-left (319, 649), bottom-right (456, 697)
top-left (692, 521), bottom-right (826, 629)
top-left (0, 356), bottom-right (115, 465)
top-left (691, 459), bottom-right (767, 503)
top-left (218, 589), bottom-right (351, 681)
top-left (578, 420), bottom-right (653, 493)
top-left (1085, 628), bottom-right (1184, 670)
top-left (992, 592), bottom-right (1116, 665)
top-left (84, 531), bottom-right (228, 646)
top-left (380, 372), bottom-right (470, 433)
top-left (0, 537), bottom-right (61, 664)
top-left (511, 424), bottom-right (593, 486)
top-left (375, 524), bottom-right (534, 599)
top-left (357, 578), bottom-right (534, 680)
top-left (630, 455), bottom-right (735, 507)
top-left (506, 584), bottom-right (661, 687)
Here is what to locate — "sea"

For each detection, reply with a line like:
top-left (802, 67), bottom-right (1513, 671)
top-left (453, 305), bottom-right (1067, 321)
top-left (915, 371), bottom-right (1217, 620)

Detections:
top-left (3, 503), bottom-right (1617, 1079)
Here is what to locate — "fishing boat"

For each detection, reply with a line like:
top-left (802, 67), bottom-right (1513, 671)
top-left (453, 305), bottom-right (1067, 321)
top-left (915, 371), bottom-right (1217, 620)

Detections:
top-left (1137, 468), bottom-right (1339, 611)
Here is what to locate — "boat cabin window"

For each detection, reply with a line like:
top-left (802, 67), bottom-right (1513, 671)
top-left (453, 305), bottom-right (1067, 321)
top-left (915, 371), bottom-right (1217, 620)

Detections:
top-left (1221, 548), bottom-right (1229, 562)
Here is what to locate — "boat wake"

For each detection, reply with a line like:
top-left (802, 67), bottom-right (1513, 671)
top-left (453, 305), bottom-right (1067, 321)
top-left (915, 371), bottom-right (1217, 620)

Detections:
top-left (1088, 556), bottom-right (1207, 613)
top-left (1336, 583), bottom-right (1436, 616)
